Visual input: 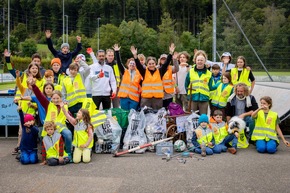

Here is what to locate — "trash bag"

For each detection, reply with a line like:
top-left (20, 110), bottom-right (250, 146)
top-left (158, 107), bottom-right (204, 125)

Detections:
top-left (95, 116), bottom-right (122, 154)
top-left (185, 112), bottom-right (200, 148)
top-left (145, 107), bottom-right (167, 151)
top-left (123, 109), bottom-right (147, 153)
top-left (111, 108), bottom-right (130, 129)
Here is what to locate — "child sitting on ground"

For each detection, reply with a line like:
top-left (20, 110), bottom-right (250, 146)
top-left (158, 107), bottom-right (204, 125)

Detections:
top-left (60, 103), bottom-right (94, 163)
top-left (40, 121), bottom-right (70, 166)
top-left (209, 110), bottom-right (238, 154)
top-left (251, 96), bottom-right (290, 153)
top-left (192, 114), bottom-right (221, 156)
top-left (18, 106), bottom-right (39, 165)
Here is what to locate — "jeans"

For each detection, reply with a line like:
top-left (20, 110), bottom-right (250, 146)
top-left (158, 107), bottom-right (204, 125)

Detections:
top-left (244, 116), bottom-right (255, 137)
top-left (256, 140), bottom-right (277, 154)
top-left (20, 149), bottom-right (38, 164)
top-left (61, 129), bottom-right (72, 155)
top-left (195, 145), bottom-right (222, 155)
top-left (120, 98), bottom-right (139, 110)
top-left (217, 134), bottom-right (238, 152)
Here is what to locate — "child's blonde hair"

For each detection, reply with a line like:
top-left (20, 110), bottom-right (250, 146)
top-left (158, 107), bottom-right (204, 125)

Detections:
top-left (193, 50), bottom-right (207, 64)
top-left (43, 121), bottom-right (57, 131)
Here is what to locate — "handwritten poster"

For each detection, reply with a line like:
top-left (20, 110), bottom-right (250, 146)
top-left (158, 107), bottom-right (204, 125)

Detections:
top-left (176, 115), bottom-right (189, 133)
top-left (0, 96), bottom-right (19, 125)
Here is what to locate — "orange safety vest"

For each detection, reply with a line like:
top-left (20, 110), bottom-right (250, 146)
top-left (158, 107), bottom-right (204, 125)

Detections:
top-left (141, 68), bottom-right (164, 98)
top-left (162, 66), bottom-right (174, 94)
top-left (118, 69), bottom-right (142, 102)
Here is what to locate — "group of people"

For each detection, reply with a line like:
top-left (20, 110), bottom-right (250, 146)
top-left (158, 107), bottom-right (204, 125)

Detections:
top-left (4, 30), bottom-right (289, 165)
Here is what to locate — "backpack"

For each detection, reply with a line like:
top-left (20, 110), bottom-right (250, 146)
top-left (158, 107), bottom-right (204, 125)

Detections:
top-left (168, 102), bottom-right (185, 116)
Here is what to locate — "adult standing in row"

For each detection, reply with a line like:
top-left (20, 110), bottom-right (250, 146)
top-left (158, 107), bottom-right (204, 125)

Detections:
top-left (185, 50), bottom-right (217, 115)
top-left (89, 50), bottom-right (117, 110)
top-left (45, 30), bottom-right (82, 74)
top-left (130, 43), bottom-right (176, 110)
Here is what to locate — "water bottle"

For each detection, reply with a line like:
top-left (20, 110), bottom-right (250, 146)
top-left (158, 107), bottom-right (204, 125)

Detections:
top-left (201, 141), bottom-right (206, 157)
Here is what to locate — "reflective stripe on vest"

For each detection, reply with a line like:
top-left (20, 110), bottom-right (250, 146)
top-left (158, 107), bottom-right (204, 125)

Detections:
top-left (91, 110), bottom-right (107, 128)
top-left (211, 84), bottom-right (233, 107)
top-left (113, 64), bottom-right (121, 87)
top-left (142, 69), bottom-right (164, 98)
top-left (231, 68), bottom-right (251, 86)
top-left (117, 69), bottom-right (141, 102)
top-left (211, 122), bottom-right (228, 145)
top-left (162, 66), bottom-right (174, 94)
top-left (196, 127), bottom-right (213, 146)
top-left (82, 98), bottom-right (97, 116)
top-left (42, 103), bottom-right (67, 136)
top-left (187, 69), bottom-right (212, 97)
top-left (43, 132), bottom-right (68, 159)
top-left (251, 110), bottom-right (279, 143)
top-left (63, 74), bottom-right (86, 107)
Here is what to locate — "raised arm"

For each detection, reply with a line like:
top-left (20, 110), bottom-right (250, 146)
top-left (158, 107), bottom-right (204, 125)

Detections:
top-left (113, 44), bottom-right (125, 75)
top-left (171, 51), bottom-right (179, 73)
top-left (60, 102), bottom-right (77, 126)
top-left (71, 36), bottom-right (82, 58)
top-left (131, 46), bottom-right (145, 77)
top-left (29, 76), bottom-right (49, 112)
top-left (87, 48), bottom-right (98, 64)
top-left (45, 30), bottom-right (58, 57)
top-left (159, 43), bottom-right (175, 78)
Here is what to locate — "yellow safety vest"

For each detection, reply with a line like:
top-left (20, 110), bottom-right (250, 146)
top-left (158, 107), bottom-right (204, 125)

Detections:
top-left (62, 74), bottom-right (86, 107)
top-left (195, 127), bottom-right (213, 146)
top-left (118, 69), bottom-right (142, 102)
top-left (209, 79), bottom-right (221, 99)
top-left (81, 98), bottom-right (97, 116)
top-left (211, 121), bottom-right (228, 145)
top-left (187, 69), bottom-right (212, 97)
top-left (231, 68), bottom-right (251, 86)
top-left (43, 132), bottom-right (68, 159)
top-left (142, 69), bottom-right (164, 98)
top-left (211, 84), bottom-right (233, 107)
top-left (91, 110), bottom-right (107, 129)
top-left (42, 103), bottom-right (68, 136)
top-left (15, 73), bottom-right (44, 99)
top-left (162, 66), bottom-right (175, 94)
top-left (231, 129), bottom-right (249, 148)
top-left (72, 121), bottom-right (94, 148)
top-left (18, 100), bottom-right (37, 116)
top-left (113, 64), bottom-right (121, 87)
top-left (251, 110), bottom-right (279, 143)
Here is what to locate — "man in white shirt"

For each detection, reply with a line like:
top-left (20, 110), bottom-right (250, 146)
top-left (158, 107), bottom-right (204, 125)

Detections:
top-left (89, 50), bottom-right (117, 110)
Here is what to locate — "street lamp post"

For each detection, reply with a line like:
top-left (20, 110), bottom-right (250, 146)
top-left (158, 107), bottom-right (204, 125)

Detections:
top-left (64, 15), bottom-right (68, 43)
top-left (97, 17), bottom-right (101, 51)
top-left (8, 0), bottom-right (10, 52)
top-left (62, 0), bottom-right (65, 44)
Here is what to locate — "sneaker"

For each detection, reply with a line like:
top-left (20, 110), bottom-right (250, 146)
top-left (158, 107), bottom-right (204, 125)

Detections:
top-left (12, 147), bottom-right (19, 155)
top-left (228, 147), bottom-right (237, 154)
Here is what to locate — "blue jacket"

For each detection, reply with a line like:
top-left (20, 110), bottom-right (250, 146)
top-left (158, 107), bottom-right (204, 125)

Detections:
top-left (19, 110), bottom-right (39, 151)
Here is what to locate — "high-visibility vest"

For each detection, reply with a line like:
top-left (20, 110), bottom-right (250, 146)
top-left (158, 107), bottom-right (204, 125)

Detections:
top-left (15, 73), bottom-right (44, 99)
top-left (187, 69), bottom-right (212, 97)
top-left (211, 121), bottom-right (228, 145)
top-left (81, 97), bottom-right (106, 129)
top-left (43, 132), bottom-right (68, 159)
top-left (54, 84), bottom-right (62, 91)
top-left (62, 74), bottom-right (86, 107)
top-left (195, 127), bottom-right (213, 146)
top-left (162, 66), bottom-right (174, 94)
top-left (56, 73), bottom-right (66, 85)
top-left (42, 103), bottom-right (68, 136)
top-left (113, 64), bottom-right (121, 87)
top-left (251, 110), bottom-right (279, 143)
top-left (72, 121), bottom-right (94, 148)
top-left (18, 100), bottom-right (37, 116)
top-left (209, 79), bottom-right (221, 99)
top-left (236, 129), bottom-right (249, 148)
top-left (91, 110), bottom-right (107, 129)
top-left (211, 84), bottom-right (234, 107)
top-left (231, 68), bottom-right (251, 86)
top-left (118, 69), bottom-right (142, 102)
top-left (141, 69), bottom-right (164, 98)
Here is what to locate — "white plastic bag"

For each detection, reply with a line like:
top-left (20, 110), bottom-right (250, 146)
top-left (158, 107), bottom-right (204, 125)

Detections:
top-left (185, 112), bottom-right (200, 148)
top-left (145, 107), bottom-right (167, 151)
top-left (95, 116), bottom-right (122, 153)
top-left (123, 109), bottom-right (147, 153)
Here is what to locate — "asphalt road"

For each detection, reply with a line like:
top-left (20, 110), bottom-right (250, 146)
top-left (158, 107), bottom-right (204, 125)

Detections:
top-left (0, 139), bottom-right (290, 193)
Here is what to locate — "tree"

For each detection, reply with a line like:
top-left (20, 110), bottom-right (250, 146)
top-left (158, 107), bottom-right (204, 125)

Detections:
top-left (21, 38), bottom-right (37, 57)
top-left (11, 23), bottom-right (28, 42)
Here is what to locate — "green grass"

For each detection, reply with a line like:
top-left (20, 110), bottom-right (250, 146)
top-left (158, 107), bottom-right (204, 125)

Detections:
top-left (0, 81), bottom-right (15, 90)
top-left (253, 71), bottom-right (290, 76)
